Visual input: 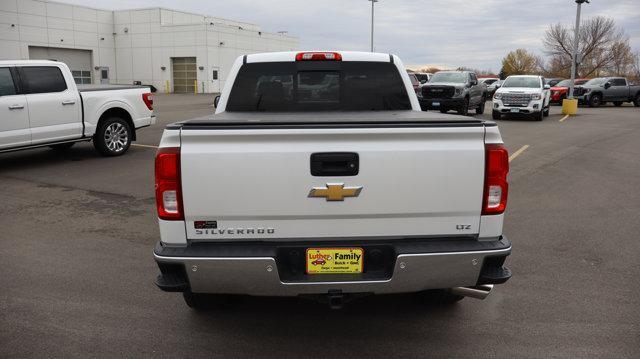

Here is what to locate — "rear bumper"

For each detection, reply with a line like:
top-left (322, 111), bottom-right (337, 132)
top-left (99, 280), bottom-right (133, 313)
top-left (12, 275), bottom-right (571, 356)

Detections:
top-left (154, 237), bottom-right (512, 296)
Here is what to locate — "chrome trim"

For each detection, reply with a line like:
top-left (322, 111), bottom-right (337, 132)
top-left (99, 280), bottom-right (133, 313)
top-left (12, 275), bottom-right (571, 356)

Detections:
top-left (155, 247), bottom-right (511, 296)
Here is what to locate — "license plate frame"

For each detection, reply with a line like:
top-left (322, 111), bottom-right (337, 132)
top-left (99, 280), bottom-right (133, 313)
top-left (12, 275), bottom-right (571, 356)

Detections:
top-left (510, 107), bottom-right (520, 113)
top-left (432, 101), bottom-right (440, 107)
top-left (306, 247), bottom-right (364, 274)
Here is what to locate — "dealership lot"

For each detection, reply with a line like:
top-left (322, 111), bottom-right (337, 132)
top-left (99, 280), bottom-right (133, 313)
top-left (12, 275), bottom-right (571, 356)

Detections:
top-left (1, 95), bottom-right (638, 358)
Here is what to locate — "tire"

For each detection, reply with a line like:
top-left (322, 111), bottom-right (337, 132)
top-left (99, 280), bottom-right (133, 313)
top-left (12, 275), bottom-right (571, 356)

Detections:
top-left (533, 111), bottom-right (543, 121)
top-left (613, 101), bottom-right (623, 107)
top-left (93, 117), bottom-right (132, 156)
top-left (417, 289), bottom-right (465, 305)
top-left (588, 94), bottom-right (602, 108)
top-left (49, 142), bottom-right (75, 151)
top-left (634, 94), bottom-right (640, 107)
top-left (182, 290), bottom-right (233, 311)
top-left (492, 110), bottom-right (501, 120)
top-left (475, 97), bottom-right (486, 115)
top-left (457, 98), bottom-right (469, 116)
top-left (543, 105), bottom-right (550, 117)
top-left (439, 108), bottom-right (448, 114)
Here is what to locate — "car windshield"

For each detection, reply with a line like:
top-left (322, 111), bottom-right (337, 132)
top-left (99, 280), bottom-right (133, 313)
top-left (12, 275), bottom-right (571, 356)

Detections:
top-left (502, 77), bottom-right (540, 88)
top-left (585, 78), bottom-right (607, 86)
top-left (430, 72), bottom-right (466, 83)
top-left (555, 79), bottom-right (588, 87)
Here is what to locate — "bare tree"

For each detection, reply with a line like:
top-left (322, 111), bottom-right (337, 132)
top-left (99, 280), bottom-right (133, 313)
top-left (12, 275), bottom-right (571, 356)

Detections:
top-left (543, 16), bottom-right (633, 78)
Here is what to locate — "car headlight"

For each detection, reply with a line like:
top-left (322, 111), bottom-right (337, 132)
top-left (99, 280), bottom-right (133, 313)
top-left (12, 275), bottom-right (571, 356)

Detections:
top-left (494, 93), bottom-right (502, 100)
top-left (531, 93), bottom-right (542, 100)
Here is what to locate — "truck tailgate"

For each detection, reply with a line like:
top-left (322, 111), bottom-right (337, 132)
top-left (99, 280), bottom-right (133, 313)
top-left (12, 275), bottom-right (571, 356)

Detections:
top-left (179, 124), bottom-right (486, 241)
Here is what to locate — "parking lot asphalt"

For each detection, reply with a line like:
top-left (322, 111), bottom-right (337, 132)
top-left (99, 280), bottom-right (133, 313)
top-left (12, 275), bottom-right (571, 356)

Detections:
top-left (1, 94), bottom-right (639, 358)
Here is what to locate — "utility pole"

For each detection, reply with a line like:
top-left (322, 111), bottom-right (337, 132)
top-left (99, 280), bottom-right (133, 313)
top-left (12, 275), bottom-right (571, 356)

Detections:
top-left (368, 0), bottom-right (378, 52)
top-left (568, 0), bottom-right (589, 99)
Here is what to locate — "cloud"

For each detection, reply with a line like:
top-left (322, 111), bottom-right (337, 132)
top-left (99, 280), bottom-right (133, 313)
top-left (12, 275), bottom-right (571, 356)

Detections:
top-left (63, 0), bottom-right (640, 72)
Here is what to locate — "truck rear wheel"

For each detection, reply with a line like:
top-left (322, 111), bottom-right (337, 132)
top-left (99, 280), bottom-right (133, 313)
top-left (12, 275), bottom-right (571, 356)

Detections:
top-left (93, 117), bottom-right (132, 156)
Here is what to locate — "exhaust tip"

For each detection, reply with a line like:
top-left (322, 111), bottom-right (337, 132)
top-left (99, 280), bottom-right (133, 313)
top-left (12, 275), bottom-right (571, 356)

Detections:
top-left (449, 284), bottom-right (493, 300)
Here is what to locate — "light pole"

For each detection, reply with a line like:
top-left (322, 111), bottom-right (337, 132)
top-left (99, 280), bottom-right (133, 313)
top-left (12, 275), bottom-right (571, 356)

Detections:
top-left (368, 0), bottom-right (379, 52)
top-left (568, 0), bottom-right (589, 99)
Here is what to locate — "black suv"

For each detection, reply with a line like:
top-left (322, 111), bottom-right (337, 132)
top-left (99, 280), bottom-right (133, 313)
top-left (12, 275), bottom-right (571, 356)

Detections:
top-left (418, 71), bottom-right (487, 115)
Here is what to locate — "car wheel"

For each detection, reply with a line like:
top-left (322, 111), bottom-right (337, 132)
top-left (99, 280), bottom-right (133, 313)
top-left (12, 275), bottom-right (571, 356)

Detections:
top-left (613, 101), bottom-right (623, 107)
top-left (588, 94), bottom-right (602, 108)
top-left (492, 110), bottom-right (501, 120)
top-left (93, 117), bottom-right (132, 157)
top-left (417, 289), bottom-right (465, 305)
top-left (439, 108), bottom-right (448, 114)
top-left (49, 142), bottom-right (75, 151)
top-left (475, 97), bottom-right (486, 115)
top-left (534, 111), bottom-right (543, 121)
top-left (457, 98), bottom-right (469, 116)
top-left (543, 105), bottom-right (550, 117)
top-left (634, 94), bottom-right (640, 107)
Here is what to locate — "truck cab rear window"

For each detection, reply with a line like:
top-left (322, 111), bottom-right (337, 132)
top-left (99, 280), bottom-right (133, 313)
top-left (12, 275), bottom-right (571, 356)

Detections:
top-left (20, 66), bottom-right (68, 94)
top-left (226, 62), bottom-right (411, 112)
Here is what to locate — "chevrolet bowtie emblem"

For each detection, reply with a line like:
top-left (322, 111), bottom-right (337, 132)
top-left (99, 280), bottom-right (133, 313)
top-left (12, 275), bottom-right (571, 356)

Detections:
top-left (308, 183), bottom-right (363, 201)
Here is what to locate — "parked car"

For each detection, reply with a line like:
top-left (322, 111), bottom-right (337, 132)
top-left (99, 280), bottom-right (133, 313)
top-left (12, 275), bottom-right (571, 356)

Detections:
top-left (153, 51), bottom-right (512, 310)
top-left (486, 79), bottom-right (503, 98)
top-left (418, 71), bottom-right (487, 115)
top-left (574, 77), bottom-right (640, 108)
top-left (492, 75), bottom-right (551, 121)
top-left (544, 78), bottom-right (564, 87)
top-left (479, 78), bottom-right (500, 86)
top-left (0, 60), bottom-right (155, 156)
top-left (550, 78), bottom-right (589, 104)
top-left (407, 72), bottom-right (420, 93)
top-left (414, 72), bottom-right (432, 84)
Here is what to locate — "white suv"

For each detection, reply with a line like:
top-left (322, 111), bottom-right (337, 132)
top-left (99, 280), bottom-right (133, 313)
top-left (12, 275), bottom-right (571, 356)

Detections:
top-left (492, 75), bottom-right (550, 121)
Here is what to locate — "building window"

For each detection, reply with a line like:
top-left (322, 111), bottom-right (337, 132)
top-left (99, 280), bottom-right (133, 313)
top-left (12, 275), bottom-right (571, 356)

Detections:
top-left (72, 70), bottom-right (92, 85)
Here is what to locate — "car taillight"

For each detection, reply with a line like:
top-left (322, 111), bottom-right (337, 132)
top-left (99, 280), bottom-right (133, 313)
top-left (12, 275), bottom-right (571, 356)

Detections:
top-left (295, 52), bottom-right (342, 61)
top-left (155, 147), bottom-right (183, 220)
top-left (482, 144), bottom-right (509, 215)
top-left (143, 93), bottom-right (153, 111)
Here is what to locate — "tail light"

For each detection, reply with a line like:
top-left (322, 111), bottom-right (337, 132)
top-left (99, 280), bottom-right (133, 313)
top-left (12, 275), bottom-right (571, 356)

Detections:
top-left (143, 93), bottom-right (153, 111)
top-left (295, 52), bottom-right (342, 61)
top-left (482, 144), bottom-right (509, 215)
top-left (155, 147), bottom-right (183, 220)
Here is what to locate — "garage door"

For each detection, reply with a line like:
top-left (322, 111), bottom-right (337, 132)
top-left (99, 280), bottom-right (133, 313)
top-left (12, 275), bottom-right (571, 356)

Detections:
top-left (28, 47), bottom-right (93, 84)
top-left (172, 57), bottom-right (197, 93)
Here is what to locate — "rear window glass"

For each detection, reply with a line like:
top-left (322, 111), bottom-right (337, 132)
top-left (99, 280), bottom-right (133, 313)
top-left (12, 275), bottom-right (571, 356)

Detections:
top-left (226, 62), bottom-right (411, 112)
top-left (0, 68), bottom-right (16, 96)
top-left (21, 66), bottom-right (67, 94)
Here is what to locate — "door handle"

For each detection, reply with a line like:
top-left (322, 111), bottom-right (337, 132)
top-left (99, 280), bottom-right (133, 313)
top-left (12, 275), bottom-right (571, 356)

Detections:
top-left (311, 152), bottom-right (359, 177)
top-left (62, 100), bottom-right (76, 105)
top-left (8, 104), bottom-right (24, 110)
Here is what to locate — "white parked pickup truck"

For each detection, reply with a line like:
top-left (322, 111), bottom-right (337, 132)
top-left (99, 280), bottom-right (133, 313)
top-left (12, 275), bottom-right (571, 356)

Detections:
top-left (153, 51), bottom-right (512, 309)
top-left (492, 75), bottom-right (551, 121)
top-left (0, 60), bottom-right (155, 156)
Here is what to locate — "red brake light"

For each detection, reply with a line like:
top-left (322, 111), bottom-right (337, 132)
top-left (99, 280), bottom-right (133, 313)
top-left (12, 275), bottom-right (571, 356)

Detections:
top-left (155, 147), bottom-right (183, 220)
top-left (295, 52), bottom-right (342, 61)
top-left (482, 144), bottom-right (509, 215)
top-left (143, 93), bottom-right (153, 111)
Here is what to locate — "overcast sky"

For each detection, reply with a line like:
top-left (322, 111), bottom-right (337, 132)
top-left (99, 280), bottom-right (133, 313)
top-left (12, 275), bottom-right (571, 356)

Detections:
top-left (65, 0), bottom-right (639, 72)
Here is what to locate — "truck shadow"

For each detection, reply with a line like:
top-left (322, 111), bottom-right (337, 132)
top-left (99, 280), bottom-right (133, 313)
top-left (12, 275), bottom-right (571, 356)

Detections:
top-left (0, 145), bottom-right (99, 172)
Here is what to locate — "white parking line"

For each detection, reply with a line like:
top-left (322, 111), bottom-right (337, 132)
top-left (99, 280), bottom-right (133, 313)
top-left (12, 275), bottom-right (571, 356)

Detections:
top-left (131, 143), bottom-right (159, 149)
top-left (559, 114), bottom-right (570, 122)
top-left (509, 145), bottom-right (530, 162)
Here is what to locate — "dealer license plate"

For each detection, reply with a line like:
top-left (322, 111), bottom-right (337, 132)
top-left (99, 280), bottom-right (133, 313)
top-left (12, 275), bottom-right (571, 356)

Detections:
top-left (510, 108), bottom-right (520, 113)
top-left (306, 248), bottom-right (364, 274)
top-left (432, 101), bottom-right (440, 107)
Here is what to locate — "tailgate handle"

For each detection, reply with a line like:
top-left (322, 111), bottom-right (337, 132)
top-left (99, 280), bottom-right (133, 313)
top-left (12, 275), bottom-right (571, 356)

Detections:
top-left (310, 152), bottom-right (359, 177)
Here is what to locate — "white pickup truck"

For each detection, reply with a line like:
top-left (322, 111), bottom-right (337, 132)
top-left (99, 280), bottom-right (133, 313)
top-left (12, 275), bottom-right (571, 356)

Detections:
top-left (0, 60), bottom-right (155, 156)
top-left (153, 51), bottom-right (512, 309)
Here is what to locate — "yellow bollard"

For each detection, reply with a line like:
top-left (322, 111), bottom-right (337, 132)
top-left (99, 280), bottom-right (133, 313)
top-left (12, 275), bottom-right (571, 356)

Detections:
top-left (562, 98), bottom-right (578, 115)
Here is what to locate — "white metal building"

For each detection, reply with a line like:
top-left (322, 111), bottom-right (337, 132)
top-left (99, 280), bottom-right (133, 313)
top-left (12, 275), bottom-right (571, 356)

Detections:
top-left (0, 0), bottom-right (299, 93)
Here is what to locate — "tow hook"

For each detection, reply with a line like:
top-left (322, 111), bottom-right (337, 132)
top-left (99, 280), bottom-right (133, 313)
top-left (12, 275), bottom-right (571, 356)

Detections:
top-left (327, 290), bottom-right (344, 310)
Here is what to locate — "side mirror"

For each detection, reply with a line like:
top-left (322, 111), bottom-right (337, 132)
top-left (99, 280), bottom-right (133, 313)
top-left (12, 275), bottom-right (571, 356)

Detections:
top-left (214, 95), bottom-right (220, 108)
top-left (544, 84), bottom-right (550, 90)
top-left (604, 82), bottom-right (611, 89)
